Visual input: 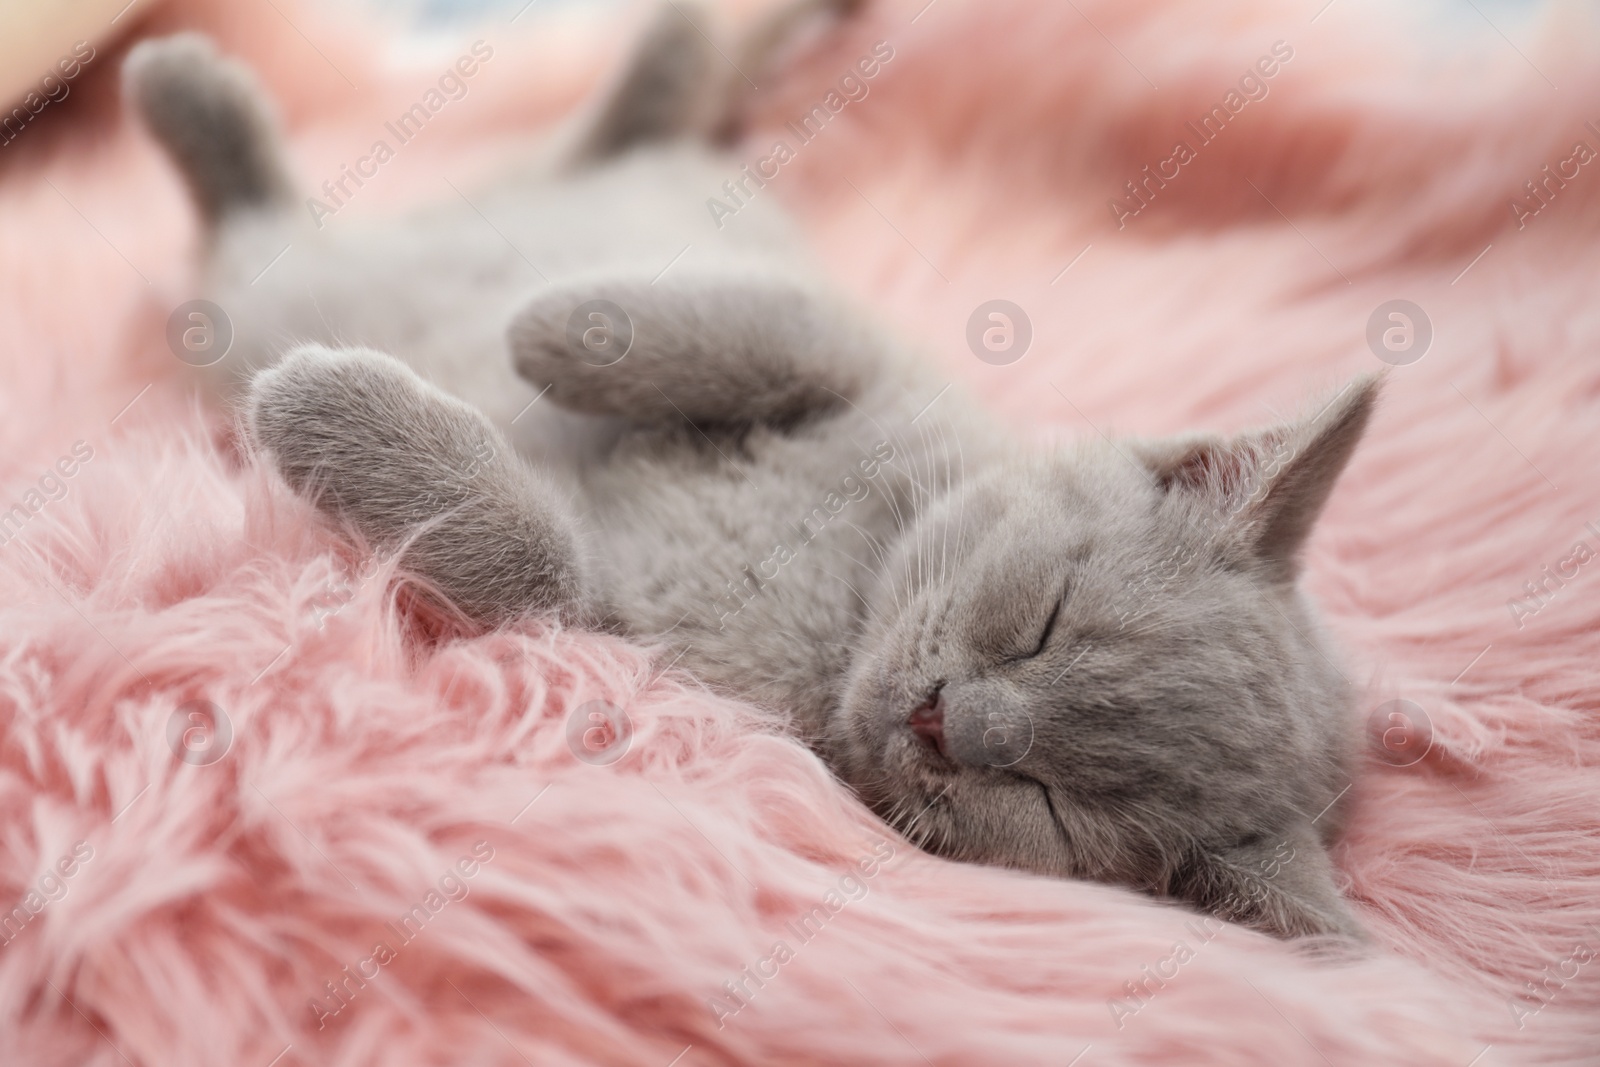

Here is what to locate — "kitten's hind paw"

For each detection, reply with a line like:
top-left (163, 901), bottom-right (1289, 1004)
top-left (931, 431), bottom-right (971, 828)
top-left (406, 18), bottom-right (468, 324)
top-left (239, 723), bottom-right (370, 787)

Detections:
top-left (245, 346), bottom-right (592, 627)
top-left (124, 33), bottom-right (295, 225)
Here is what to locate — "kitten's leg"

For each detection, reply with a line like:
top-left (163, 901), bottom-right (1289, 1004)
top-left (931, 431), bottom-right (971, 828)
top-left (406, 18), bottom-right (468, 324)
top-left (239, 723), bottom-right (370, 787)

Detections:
top-left (1174, 826), bottom-right (1364, 940)
top-left (713, 0), bottom-right (866, 144)
top-left (124, 34), bottom-right (296, 227)
top-left (508, 273), bottom-right (884, 428)
top-left (570, 0), bottom-right (864, 163)
top-left (568, 3), bottom-right (722, 163)
top-left (246, 346), bottom-right (592, 627)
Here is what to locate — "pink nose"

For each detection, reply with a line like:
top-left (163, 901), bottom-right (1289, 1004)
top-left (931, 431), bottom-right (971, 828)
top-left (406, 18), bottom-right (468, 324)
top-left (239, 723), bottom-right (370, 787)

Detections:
top-left (908, 690), bottom-right (947, 757)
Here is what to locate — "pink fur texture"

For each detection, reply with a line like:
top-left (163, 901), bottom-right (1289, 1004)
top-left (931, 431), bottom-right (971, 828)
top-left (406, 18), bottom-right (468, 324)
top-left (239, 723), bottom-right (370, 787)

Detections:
top-left (1, 0), bottom-right (1596, 1063)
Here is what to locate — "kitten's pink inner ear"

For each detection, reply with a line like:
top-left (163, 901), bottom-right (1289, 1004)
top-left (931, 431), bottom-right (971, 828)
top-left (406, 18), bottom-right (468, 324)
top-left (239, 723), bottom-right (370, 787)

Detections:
top-left (1155, 431), bottom-right (1291, 497)
top-left (1240, 375), bottom-right (1382, 581)
top-left (1143, 374), bottom-right (1382, 582)
top-left (1155, 440), bottom-right (1230, 492)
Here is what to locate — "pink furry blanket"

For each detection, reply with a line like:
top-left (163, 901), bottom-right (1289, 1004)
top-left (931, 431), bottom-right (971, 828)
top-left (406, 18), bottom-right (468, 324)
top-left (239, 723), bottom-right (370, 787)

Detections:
top-left (2, 0), bottom-right (1596, 1063)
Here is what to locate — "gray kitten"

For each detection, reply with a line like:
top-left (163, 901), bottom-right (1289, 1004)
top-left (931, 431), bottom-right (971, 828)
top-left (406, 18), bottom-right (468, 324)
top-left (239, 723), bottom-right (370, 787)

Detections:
top-left (126, 2), bottom-right (1379, 939)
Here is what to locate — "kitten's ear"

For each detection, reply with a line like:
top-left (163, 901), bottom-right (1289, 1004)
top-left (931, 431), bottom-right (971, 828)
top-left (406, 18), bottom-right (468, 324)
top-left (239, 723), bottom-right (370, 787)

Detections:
top-left (1137, 375), bottom-right (1382, 582)
top-left (1170, 825), bottom-right (1363, 941)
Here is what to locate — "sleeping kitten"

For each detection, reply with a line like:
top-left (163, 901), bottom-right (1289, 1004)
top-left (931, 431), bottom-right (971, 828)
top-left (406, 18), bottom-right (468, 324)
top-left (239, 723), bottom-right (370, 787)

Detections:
top-left (126, 2), bottom-right (1377, 939)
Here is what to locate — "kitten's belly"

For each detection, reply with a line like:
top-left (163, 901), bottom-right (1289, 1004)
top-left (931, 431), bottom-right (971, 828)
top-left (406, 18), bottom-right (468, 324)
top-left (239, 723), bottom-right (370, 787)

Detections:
top-left (584, 420), bottom-right (903, 740)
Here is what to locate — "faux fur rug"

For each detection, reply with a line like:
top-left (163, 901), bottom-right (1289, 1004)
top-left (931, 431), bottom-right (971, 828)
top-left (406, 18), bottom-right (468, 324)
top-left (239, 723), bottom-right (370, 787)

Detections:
top-left (1, 0), bottom-right (1597, 1063)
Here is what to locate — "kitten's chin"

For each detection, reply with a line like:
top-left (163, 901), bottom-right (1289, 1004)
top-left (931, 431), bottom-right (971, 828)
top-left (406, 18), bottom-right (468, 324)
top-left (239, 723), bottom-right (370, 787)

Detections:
top-left (893, 730), bottom-right (964, 788)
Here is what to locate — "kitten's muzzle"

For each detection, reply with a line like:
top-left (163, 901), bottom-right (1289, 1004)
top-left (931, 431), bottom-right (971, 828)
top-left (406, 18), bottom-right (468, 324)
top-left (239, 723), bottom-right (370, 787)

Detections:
top-left (930, 680), bottom-right (1037, 770)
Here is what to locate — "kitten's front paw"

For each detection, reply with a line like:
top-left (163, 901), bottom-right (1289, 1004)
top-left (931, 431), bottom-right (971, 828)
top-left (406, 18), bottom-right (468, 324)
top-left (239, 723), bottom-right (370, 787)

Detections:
top-left (124, 34), bottom-right (291, 222)
top-left (244, 345), bottom-right (492, 510)
top-left (124, 34), bottom-right (245, 124)
top-left (245, 345), bottom-right (592, 626)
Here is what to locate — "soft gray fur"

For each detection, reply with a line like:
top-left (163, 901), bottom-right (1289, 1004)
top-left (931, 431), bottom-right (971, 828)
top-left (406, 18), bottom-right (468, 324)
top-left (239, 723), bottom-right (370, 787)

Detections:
top-left (127, 3), bottom-right (1380, 939)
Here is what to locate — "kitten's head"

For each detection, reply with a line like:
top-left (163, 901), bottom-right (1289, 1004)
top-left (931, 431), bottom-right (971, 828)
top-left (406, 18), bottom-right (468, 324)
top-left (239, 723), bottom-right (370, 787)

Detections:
top-left (830, 376), bottom-right (1381, 939)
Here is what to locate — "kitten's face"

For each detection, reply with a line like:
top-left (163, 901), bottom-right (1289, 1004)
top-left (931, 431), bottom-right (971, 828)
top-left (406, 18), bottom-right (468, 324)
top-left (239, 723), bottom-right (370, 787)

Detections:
top-left (829, 379), bottom-right (1379, 938)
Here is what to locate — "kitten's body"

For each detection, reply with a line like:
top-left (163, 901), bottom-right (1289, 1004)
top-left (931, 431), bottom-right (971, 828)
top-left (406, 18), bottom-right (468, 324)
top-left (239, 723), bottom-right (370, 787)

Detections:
top-left (205, 140), bottom-right (972, 741)
top-left (128, 6), bottom-right (1376, 938)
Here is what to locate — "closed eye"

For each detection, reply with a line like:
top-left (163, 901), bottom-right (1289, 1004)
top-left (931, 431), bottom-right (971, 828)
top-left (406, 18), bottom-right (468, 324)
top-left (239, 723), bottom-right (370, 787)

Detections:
top-left (1029, 598), bottom-right (1062, 657)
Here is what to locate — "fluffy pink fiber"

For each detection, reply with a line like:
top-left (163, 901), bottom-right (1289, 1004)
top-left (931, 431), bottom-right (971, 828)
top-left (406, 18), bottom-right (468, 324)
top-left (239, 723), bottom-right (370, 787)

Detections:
top-left (1, 0), bottom-right (1597, 1063)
